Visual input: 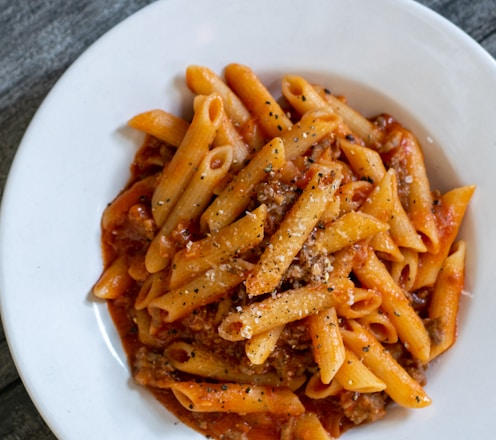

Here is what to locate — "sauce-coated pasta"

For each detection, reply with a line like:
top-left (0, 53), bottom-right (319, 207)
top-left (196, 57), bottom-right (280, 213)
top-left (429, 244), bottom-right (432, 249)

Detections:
top-left (94, 64), bottom-right (474, 439)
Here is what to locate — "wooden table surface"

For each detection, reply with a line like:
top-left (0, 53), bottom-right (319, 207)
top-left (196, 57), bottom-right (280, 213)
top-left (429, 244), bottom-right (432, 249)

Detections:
top-left (1, 0), bottom-right (495, 438)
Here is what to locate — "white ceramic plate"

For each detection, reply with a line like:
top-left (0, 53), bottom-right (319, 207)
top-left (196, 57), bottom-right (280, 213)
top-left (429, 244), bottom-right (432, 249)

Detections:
top-left (1, 0), bottom-right (495, 438)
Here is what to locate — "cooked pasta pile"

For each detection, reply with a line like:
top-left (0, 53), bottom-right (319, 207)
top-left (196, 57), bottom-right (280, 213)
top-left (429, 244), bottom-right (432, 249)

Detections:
top-left (93, 64), bottom-right (475, 439)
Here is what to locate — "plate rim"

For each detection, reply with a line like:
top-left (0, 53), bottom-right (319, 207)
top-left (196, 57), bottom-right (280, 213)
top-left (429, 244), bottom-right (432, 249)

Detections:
top-left (1, 0), bottom-right (496, 438)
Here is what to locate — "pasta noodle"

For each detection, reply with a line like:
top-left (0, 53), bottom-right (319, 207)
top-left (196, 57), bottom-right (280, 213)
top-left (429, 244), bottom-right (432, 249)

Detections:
top-left (308, 307), bottom-right (345, 384)
top-left (170, 382), bottom-right (305, 415)
top-left (94, 65), bottom-right (474, 439)
top-left (145, 145), bottom-right (234, 273)
top-left (245, 324), bottom-right (285, 365)
top-left (245, 162), bottom-right (343, 296)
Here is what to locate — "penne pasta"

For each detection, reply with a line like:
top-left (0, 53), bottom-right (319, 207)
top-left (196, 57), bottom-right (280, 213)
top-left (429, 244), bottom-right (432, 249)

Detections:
top-left (134, 269), bottom-right (169, 310)
top-left (214, 112), bottom-right (250, 169)
top-left (148, 259), bottom-right (252, 322)
top-left (390, 247), bottom-right (419, 292)
top-left (335, 288), bottom-right (382, 319)
top-left (218, 278), bottom-right (354, 341)
top-left (414, 185), bottom-right (475, 289)
top-left (282, 74), bottom-right (330, 114)
top-left (369, 231), bottom-right (405, 262)
top-left (312, 211), bottom-right (389, 254)
top-left (335, 348), bottom-right (387, 393)
top-left (151, 93), bottom-right (224, 227)
top-left (225, 63), bottom-right (292, 138)
top-left (282, 74), bottom-right (384, 146)
top-left (341, 320), bottom-right (431, 408)
top-left (352, 246), bottom-right (431, 362)
top-left (339, 137), bottom-right (386, 184)
top-left (101, 173), bottom-right (157, 232)
top-left (360, 168), bottom-right (426, 252)
top-left (428, 240), bottom-right (466, 360)
top-left (96, 65), bottom-right (474, 439)
top-left (145, 145), bottom-right (233, 273)
top-left (322, 91), bottom-right (385, 147)
top-left (128, 109), bottom-right (189, 148)
top-left (134, 308), bottom-right (164, 348)
top-left (336, 180), bottom-right (373, 214)
top-left (245, 163), bottom-right (343, 296)
top-left (186, 64), bottom-right (251, 128)
top-left (280, 110), bottom-right (342, 161)
top-left (329, 246), bottom-right (357, 278)
top-left (170, 382), bottom-right (305, 415)
top-left (201, 137), bottom-right (285, 232)
top-left (93, 255), bottom-right (133, 300)
top-left (308, 307), bottom-right (345, 384)
top-left (305, 372), bottom-right (344, 399)
top-left (357, 310), bottom-right (399, 344)
top-left (169, 204), bottom-right (267, 289)
top-left (245, 324), bottom-right (284, 366)
top-left (166, 341), bottom-right (304, 389)
top-left (383, 129), bottom-right (439, 253)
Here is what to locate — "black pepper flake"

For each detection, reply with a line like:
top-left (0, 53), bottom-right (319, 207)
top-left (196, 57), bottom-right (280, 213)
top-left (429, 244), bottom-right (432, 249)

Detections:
top-left (221, 384), bottom-right (228, 391)
top-left (277, 124), bottom-right (283, 131)
top-left (362, 345), bottom-right (370, 352)
top-left (345, 134), bottom-right (355, 142)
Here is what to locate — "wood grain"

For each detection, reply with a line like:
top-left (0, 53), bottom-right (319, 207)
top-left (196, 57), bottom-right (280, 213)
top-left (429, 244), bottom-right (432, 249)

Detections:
top-left (0, 380), bottom-right (55, 440)
top-left (0, 0), bottom-right (494, 438)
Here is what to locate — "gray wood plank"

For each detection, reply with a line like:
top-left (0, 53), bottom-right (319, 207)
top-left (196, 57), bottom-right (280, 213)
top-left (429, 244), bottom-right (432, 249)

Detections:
top-left (0, 1), bottom-right (494, 439)
top-left (483, 29), bottom-right (496, 56)
top-left (0, 338), bottom-right (19, 391)
top-left (0, 0), bottom-right (157, 199)
top-left (0, 381), bottom-right (55, 440)
top-left (418, 0), bottom-right (496, 57)
top-left (0, 4), bottom-right (157, 438)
